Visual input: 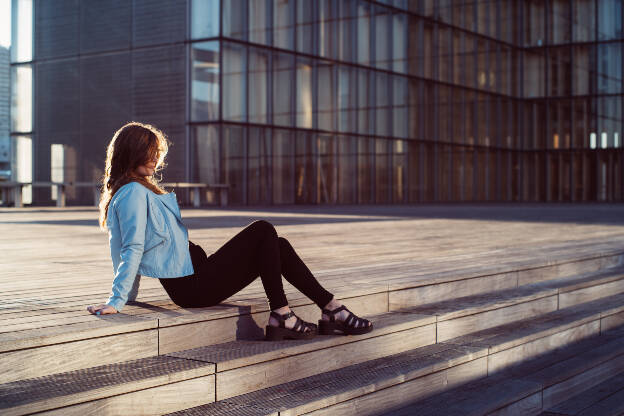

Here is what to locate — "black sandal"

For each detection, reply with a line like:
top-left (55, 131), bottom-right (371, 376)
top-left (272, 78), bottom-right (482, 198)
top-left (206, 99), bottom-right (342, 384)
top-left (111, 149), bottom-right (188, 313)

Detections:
top-left (265, 310), bottom-right (317, 341)
top-left (318, 305), bottom-right (373, 335)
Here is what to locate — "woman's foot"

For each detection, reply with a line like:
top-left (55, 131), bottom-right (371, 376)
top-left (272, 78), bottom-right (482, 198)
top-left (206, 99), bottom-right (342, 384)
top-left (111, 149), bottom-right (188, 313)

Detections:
top-left (265, 306), bottom-right (317, 341)
top-left (319, 298), bottom-right (373, 335)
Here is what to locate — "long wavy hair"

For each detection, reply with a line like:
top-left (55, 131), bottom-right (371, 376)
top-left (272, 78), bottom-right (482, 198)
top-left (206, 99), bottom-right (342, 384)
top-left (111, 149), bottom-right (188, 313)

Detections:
top-left (98, 122), bottom-right (170, 231)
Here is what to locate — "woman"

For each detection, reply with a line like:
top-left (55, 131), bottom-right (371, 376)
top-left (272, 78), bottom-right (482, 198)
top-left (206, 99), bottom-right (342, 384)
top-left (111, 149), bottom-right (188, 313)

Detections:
top-left (86, 122), bottom-right (373, 341)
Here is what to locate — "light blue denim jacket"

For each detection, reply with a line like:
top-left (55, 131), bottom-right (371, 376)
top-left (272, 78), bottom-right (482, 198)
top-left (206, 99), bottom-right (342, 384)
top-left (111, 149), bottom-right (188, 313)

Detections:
top-left (106, 182), bottom-right (194, 312)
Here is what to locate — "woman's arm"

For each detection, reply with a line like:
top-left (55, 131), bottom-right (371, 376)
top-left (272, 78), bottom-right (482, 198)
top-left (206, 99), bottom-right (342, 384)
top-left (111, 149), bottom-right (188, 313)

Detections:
top-left (89, 187), bottom-right (147, 314)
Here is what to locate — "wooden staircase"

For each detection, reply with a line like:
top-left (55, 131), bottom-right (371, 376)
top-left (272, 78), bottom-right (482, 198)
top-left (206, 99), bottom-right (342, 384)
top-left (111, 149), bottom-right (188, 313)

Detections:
top-left (2, 245), bottom-right (624, 415)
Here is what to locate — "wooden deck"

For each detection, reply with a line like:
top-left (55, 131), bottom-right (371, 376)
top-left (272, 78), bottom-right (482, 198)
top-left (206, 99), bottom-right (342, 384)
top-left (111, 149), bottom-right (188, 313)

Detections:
top-left (2, 204), bottom-right (624, 415)
top-left (2, 204), bottom-right (624, 349)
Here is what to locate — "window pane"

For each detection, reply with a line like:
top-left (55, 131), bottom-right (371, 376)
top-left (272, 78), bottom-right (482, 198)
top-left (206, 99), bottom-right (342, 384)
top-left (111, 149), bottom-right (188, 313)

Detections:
top-left (11, 0), bottom-right (32, 62)
top-left (272, 129), bottom-right (294, 203)
top-left (249, 48), bottom-right (269, 123)
top-left (375, 72), bottom-right (389, 136)
top-left (356, 1), bottom-right (371, 65)
top-left (549, 0), bottom-right (571, 44)
top-left (374, 5), bottom-right (389, 69)
top-left (392, 139), bottom-right (406, 202)
top-left (248, 127), bottom-right (271, 204)
top-left (317, 61), bottom-right (335, 131)
top-left (524, 50), bottom-right (545, 97)
top-left (392, 12), bottom-right (407, 73)
top-left (223, 43), bottom-right (247, 121)
top-left (318, 0), bottom-right (336, 59)
top-left (375, 139), bottom-right (389, 202)
top-left (338, 135), bottom-right (356, 203)
top-left (598, 0), bottom-right (623, 40)
top-left (10, 64), bottom-right (32, 132)
top-left (573, 45), bottom-right (594, 95)
top-left (318, 134), bottom-right (337, 203)
top-left (337, 0), bottom-right (355, 62)
top-left (392, 75), bottom-right (408, 139)
top-left (272, 52), bottom-right (294, 126)
top-left (249, 0), bottom-right (270, 45)
top-left (357, 68), bottom-right (370, 135)
top-left (338, 65), bottom-right (356, 133)
top-left (191, 0), bottom-right (219, 39)
top-left (597, 43), bottom-right (623, 94)
top-left (274, 0), bottom-right (294, 50)
top-left (358, 137), bottom-right (373, 203)
top-left (223, 0), bottom-right (246, 40)
top-left (295, 132), bottom-right (316, 203)
top-left (192, 125), bottom-right (220, 185)
top-left (223, 126), bottom-right (245, 204)
top-left (524, 0), bottom-right (545, 46)
top-left (296, 58), bottom-right (313, 128)
top-left (573, 0), bottom-right (595, 41)
top-left (13, 135), bottom-right (32, 204)
top-left (296, 0), bottom-right (314, 54)
top-left (548, 46), bottom-right (571, 97)
top-left (191, 42), bottom-right (219, 121)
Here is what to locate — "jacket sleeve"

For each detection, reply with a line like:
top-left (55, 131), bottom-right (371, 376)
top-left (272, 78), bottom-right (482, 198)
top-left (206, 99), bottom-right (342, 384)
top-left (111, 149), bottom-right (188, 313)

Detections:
top-left (106, 188), bottom-right (147, 312)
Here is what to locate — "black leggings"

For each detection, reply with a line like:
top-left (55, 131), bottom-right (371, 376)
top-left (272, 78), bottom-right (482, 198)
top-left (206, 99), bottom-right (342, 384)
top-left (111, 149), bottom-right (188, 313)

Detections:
top-left (159, 220), bottom-right (334, 311)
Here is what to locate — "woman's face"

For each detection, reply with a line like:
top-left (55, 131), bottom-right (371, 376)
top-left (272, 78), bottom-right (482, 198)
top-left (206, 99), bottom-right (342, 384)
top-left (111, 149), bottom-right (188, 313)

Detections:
top-left (133, 155), bottom-right (158, 177)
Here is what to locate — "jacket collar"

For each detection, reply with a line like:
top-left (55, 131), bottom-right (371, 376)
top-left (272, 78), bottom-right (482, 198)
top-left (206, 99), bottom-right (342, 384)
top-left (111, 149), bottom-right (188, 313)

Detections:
top-left (153, 192), bottom-right (183, 222)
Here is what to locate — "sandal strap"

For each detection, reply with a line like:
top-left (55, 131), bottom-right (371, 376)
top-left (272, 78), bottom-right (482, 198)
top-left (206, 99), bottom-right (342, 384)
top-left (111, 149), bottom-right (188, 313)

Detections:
top-left (321, 305), bottom-right (347, 322)
top-left (270, 310), bottom-right (295, 328)
top-left (271, 310), bottom-right (315, 333)
top-left (323, 306), bottom-right (370, 328)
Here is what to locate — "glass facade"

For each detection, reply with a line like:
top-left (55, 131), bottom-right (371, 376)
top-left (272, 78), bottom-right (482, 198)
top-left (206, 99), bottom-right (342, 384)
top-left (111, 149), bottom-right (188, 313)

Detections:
top-left (11, 0), bottom-right (624, 205)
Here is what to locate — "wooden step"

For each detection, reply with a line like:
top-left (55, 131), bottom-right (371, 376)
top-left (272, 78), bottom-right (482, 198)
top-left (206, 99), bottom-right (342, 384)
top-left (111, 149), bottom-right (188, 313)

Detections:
top-left (385, 328), bottom-right (624, 416)
top-left (161, 303), bottom-right (624, 415)
top-left (166, 310), bottom-right (436, 400)
top-left (395, 265), bottom-right (624, 342)
top-left (0, 356), bottom-right (215, 416)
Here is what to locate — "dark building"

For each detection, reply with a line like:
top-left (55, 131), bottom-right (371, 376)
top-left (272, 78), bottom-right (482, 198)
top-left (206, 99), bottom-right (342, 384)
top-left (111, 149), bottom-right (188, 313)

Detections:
top-left (9, 0), bottom-right (624, 205)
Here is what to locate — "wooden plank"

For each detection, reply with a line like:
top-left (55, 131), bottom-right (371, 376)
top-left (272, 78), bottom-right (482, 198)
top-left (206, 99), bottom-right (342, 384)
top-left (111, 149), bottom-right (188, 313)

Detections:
top-left (445, 356), bottom-right (487, 388)
top-left (216, 324), bottom-right (436, 400)
top-left (559, 278), bottom-right (624, 309)
top-left (35, 375), bottom-right (215, 416)
top-left (488, 391), bottom-right (543, 416)
top-left (0, 356), bottom-right (215, 416)
top-left (601, 310), bottom-right (624, 332)
top-left (159, 292), bottom-right (389, 353)
top-left (0, 329), bottom-right (158, 384)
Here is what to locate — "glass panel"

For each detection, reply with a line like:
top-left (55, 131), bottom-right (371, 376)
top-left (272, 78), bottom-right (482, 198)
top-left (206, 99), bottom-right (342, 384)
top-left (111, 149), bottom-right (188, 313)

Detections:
top-left (296, 0), bottom-right (314, 54)
top-left (337, 135), bottom-right (356, 203)
top-left (548, 46), bottom-right (572, 97)
top-left (438, 86), bottom-right (450, 143)
top-left (463, 34), bottom-right (476, 88)
top-left (524, 0), bottom-right (545, 46)
top-left (223, 0), bottom-right (246, 40)
top-left (296, 58), bottom-right (313, 128)
top-left (223, 126), bottom-right (245, 204)
top-left (392, 75), bottom-right (408, 139)
top-left (598, 0), bottom-right (623, 40)
top-left (13, 135), bottom-right (32, 204)
top-left (392, 139), bottom-right (406, 203)
top-left (192, 125), bottom-right (220, 186)
top-left (357, 68), bottom-right (370, 135)
top-left (272, 52), bottom-right (294, 126)
top-left (598, 97), bottom-right (623, 149)
top-left (338, 0), bottom-right (355, 62)
top-left (10, 64), bottom-right (32, 132)
top-left (523, 51), bottom-right (545, 97)
top-left (318, 0), bottom-right (336, 59)
top-left (274, 0), bottom-right (294, 50)
top-left (191, 0), bottom-right (219, 39)
top-left (407, 15), bottom-right (420, 76)
top-left (50, 144), bottom-right (64, 200)
top-left (549, 0), bottom-right (571, 44)
top-left (357, 1), bottom-right (371, 66)
top-left (249, 0), bottom-right (270, 45)
top-left (392, 12), bottom-right (407, 73)
top-left (295, 131), bottom-right (316, 203)
top-left (358, 137), bottom-right (373, 203)
top-left (317, 61), bottom-right (335, 131)
top-left (408, 79), bottom-right (420, 140)
top-left (574, 0), bottom-right (596, 41)
top-left (407, 140), bottom-right (419, 202)
top-left (273, 129), bottom-right (294, 203)
top-left (573, 45), bottom-right (594, 96)
top-left (223, 43), bottom-right (247, 121)
top-left (375, 139), bottom-right (389, 202)
top-left (374, 5), bottom-right (389, 69)
top-left (338, 65), bottom-right (356, 133)
top-left (438, 26), bottom-right (451, 83)
top-left (248, 127), bottom-right (271, 204)
top-left (249, 47), bottom-right (269, 123)
top-left (375, 72), bottom-right (389, 136)
top-left (597, 43), bottom-right (623, 94)
top-left (11, 0), bottom-right (32, 62)
top-left (317, 134), bottom-right (337, 203)
top-left (191, 42), bottom-right (219, 121)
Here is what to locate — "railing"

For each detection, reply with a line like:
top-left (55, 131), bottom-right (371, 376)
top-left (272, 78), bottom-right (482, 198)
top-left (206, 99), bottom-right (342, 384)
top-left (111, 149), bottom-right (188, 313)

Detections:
top-left (0, 181), bottom-right (229, 208)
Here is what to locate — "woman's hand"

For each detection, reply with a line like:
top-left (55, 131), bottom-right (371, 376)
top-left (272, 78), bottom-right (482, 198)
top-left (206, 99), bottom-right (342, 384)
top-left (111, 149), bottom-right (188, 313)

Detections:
top-left (87, 304), bottom-right (118, 315)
